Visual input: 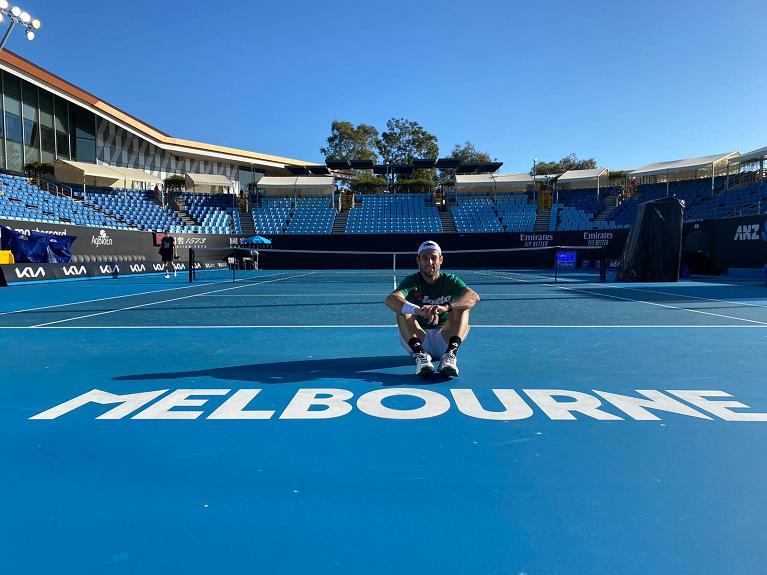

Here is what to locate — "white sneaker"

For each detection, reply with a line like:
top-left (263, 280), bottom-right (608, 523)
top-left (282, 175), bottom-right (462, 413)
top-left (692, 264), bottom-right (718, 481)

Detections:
top-left (414, 352), bottom-right (434, 377)
top-left (439, 352), bottom-right (459, 377)
top-left (165, 273), bottom-right (170, 279)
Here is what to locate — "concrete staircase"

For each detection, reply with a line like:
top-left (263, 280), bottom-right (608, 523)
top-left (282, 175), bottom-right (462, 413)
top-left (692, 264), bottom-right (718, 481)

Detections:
top-left (332, 211), bottom-right (348, 234)
top-left (534, 207), bottom-right (551, 231)
top-left (174, 197), bottom-right (200, 228)
top-left (239, 211), bottom-right (255, 235)
top-left (594, 195), bottom-right (619, 222)
top-left (439, 210), bottom-right (456, 233)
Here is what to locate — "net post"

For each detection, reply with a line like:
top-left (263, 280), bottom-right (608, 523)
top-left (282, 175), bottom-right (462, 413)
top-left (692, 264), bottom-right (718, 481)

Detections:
top-left (600, 249), bottom-right (607, 282)
top-left (188, 249), bottom-right (194, 283)
top-left (553, 248), bottom-right (559, 284)
top-left (392, 252), bottom-right (397, 290)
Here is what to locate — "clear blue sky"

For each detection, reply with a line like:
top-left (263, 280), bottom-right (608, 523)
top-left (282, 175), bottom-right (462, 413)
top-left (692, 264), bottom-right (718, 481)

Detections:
top-left (12, 0), bottom-right (767, 172)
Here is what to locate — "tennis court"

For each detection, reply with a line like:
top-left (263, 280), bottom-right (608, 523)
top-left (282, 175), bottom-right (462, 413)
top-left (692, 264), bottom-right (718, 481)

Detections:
top-left (2, 265), bottom-right (767, 573)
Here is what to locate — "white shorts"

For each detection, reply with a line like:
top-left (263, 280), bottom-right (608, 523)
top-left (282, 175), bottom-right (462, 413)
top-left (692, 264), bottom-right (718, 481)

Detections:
top-left (399, 326), bottom-right (470, 358)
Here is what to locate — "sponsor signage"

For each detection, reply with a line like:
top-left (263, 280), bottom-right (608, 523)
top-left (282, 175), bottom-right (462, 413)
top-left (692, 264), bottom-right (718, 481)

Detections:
top-left (0, 259), bottom-right (185, 284)
top-left (91, 229), bottom-right (114, 248)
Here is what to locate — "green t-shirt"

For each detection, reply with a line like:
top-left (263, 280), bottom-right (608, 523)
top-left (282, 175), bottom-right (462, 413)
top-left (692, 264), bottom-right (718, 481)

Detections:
top-left (397, 272), bottom-right (468, 328)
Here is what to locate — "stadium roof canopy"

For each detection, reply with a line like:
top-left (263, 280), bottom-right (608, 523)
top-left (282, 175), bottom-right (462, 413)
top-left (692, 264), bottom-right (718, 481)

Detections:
top-left (0, 50), bottom-right (313, 173)
top-left (185, 172), bottom-right (234, 191)
top-left (454, 173), bottom-right (532, 192)
top-left (630, 152), bottom-right (738, 177)
top-left (54, 160), bottom-right (162, 187)
top-left (557, 168), bottom-right (608, 183)
top-left (257, 176), bottom-right (335, 195)
top-left (730, 145), bottom-right (767, 164)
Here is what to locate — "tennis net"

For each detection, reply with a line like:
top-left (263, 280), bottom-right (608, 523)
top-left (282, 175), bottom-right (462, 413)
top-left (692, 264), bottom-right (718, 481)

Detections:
top-left (188, 245), bottom-right (616, 286)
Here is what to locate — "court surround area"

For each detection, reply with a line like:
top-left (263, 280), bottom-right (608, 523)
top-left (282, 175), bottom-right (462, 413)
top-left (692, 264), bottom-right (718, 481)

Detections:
top-left (2, 267), bottom-right (767, 573)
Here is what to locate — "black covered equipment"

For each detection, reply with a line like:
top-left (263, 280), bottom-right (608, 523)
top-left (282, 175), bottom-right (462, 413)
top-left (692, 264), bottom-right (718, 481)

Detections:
top-left (616, 197), bottom-right (684, 282)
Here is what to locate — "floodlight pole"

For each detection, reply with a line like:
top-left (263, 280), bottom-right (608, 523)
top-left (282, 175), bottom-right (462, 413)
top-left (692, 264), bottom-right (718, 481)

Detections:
top-left (0, 20), bottom-right (16, 51)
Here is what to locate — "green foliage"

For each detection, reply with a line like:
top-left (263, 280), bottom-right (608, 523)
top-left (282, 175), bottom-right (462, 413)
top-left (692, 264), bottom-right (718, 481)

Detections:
top-left (164, 174), bottom-right (185, 192)
top-left (376, 118), bottom-right (439, 165)
top-left (396, 176), bottom-right (435, 193)
top-left (350, 173), bottom-right (387, 194)
top-left (320, 121), bottom-right (379, 162)
top-left (24, 161), bottom-right (54, 182)
top-left (533, 153), bottom-right (597, 176)
top-left (449, 141), bottom-right (494, 164)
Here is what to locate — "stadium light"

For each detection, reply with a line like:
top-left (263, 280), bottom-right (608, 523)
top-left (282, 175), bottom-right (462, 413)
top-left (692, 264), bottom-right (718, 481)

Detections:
top-left (0, 3), bottom-right (40, 52)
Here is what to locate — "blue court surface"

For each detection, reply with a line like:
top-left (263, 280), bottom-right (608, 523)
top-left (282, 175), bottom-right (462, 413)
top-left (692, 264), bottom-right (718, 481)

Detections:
top-left (2, 268), bottom-right (767, 574)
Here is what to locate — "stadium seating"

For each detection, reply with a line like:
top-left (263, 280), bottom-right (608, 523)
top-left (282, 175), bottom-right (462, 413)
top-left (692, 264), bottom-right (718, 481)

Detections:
top-left (0, 174), bottom-right (124, 228)
top-left (3, 170), bottom-right (765, 237)
top-left (346, 194), bottom-right (441, 234)
top-left (452, 196), bottom-right (502, 233)
top-left (89, 188), bottom-right (184, 232)
top-left (286, 197), bottom-right (336, 235)
top-left (181, 193), bottom-right (239, 234)
top-left (450, 193), bottom-right (537, 232)
top-left (496, 193), bottom-right (537, 232)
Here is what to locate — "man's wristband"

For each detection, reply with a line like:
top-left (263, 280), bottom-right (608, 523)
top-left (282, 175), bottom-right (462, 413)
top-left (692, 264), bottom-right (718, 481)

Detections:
top-left (401, 302), bottom-right (420, 315)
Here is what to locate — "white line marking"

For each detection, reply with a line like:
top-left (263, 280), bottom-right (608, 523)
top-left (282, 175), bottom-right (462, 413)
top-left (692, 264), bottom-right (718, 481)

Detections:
top-left (29, 272), bottom-right (317, 327)
top-left (194, 292), bottom-right (562, 297)
top-left (473, 271), bottom-right (767, 325)
top-left (601, 284), bottom-right (767, 310)
top-left (1, 324), bottom-right (765, 329)
top-left (0, 272), bottom-right (291, 317)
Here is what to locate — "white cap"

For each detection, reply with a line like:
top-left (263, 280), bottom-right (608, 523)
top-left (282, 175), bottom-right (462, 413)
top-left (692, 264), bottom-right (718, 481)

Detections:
top-left (417, 240), bottom-right (442, 255)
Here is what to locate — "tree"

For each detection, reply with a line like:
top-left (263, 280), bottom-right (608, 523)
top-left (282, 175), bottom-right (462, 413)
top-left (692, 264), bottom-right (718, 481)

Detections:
top-left (532, 153), bottom-right (597, 176)
top-left (376, 118), bottom-right (439, 191)
top-left (449, 141), bottom-right (494, 164)
top-left (23, 161), bottom-right (54, 184)
top-left (320, 120), bottom-right (379, 162)
top-left (376, 118), bottom-right (439, 164)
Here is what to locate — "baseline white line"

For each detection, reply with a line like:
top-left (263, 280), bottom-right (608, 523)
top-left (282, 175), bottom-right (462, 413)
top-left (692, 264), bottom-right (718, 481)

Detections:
top-left (194, 292), bottom-right (562, 297)
top-left (600, 284), bottom-right (767, 310)
top-left (29, 272), bottom-right (317, 327)
top-left (1, 324), bottom-right (765, 329)
top-left (0, 271), bottom-right (291, 317)
top-left (473, 270), bottom-right (767, 325)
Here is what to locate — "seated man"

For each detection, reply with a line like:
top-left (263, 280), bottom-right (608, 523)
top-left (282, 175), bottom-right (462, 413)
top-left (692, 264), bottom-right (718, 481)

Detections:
top-left (385, 241), bottom-right (480, 377)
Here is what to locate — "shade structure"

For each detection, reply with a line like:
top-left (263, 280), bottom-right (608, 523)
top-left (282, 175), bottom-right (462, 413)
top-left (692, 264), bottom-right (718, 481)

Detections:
top-left (256, 176), bottom-right (335, 196)
top-left (556, 168), bottom-right (608, 189)
top-left (630, 152), bottom-right (738, 178)
top-left (106, 165), bottom-right (163, 186)
top-left (729, 145), bottom-right (767, 165)
top-left (454, 173), bottom-right (532, 193)
top-left (184, 172), bottom-right (235, 192)
top-left (557, 168), bottom-right (608, 184)
top-left (54, 160), bottom-right (125, 187)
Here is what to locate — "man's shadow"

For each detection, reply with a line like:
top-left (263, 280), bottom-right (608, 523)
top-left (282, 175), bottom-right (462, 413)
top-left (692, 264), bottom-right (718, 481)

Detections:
top-left (114, 355), bottom-right (451, 386)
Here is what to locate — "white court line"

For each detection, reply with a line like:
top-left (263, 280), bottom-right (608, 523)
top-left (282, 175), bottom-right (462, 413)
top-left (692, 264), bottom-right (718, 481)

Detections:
top-left (194, 292), bottom-right (561, 297)
top-left (1, 324), bottom-right (766, 329)
top-left (600, 284), bottom-right (767, 310)
top-left (0, 271), bottom-right (292, 317)
top-left (481, 269), bottom-right (767, 309)
top-left (473, 270), bottom-right (767, 326)
top-left (29, 271), bottom-right (317, 328)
